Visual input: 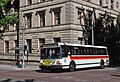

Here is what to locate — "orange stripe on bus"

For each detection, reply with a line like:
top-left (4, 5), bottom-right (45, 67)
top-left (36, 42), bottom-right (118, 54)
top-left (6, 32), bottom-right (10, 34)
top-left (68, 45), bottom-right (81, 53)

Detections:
top-left (70, 56), bottom-right (109, 60)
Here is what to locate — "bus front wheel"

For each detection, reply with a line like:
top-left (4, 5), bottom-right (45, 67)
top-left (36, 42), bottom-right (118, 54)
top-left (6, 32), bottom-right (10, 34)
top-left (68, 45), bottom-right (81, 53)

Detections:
top-left (69, 62), bottom-right (75, 72)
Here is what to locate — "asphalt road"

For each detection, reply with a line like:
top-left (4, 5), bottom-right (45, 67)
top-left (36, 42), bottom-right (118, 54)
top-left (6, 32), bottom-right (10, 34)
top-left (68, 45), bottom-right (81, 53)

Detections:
top-left (0, 67), bottom-right (120, 82)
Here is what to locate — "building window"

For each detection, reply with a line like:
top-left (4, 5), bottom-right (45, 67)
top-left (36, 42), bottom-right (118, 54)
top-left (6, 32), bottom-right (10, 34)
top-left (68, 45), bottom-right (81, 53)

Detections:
top-left (5, 41), bottom-right (9, 53)
top-left (105, 0), bottom-right (109, 4)
top-left (116, 2), bottom-right (119, 8)
top-left (38, 38), bottom-right (45, 52)
top-left (40, 14), bottom-right (45, 26)
top-left (50, 8), bottom-right (61, 25)
top-left (14, 40), bottom-right (17, 48)
top-left (77, 11), bottom-right (84, 26)
top-left (37, 11), bottom-right (45, 27)
top-left (88, 0), bottom-right (90, 2)
top-left (100, 0), bottom-right (103, 6)
top-left (26, 39), bottom-right (32, 53)
top-left (78, 37), bottom-right (83, 44)
top-left (27, 0), bottom-right (32, 5)
top-left (12, 0), bottom-right (19, 12)
top-left (54, 12), bottom-right (60, 25)
top-left (111, 0), bottom-right (114, 9)
top-left (27, 15), bottom-right (32, 28)
top-left (39, 38), bottom-right (45, 45)
top-left (5, 0), bottom-right (11, 11)
top-left (39, 0), bottom-right (45, 2)
top-left (24, 14), bottom-right (32, 28)
top-left (53, 37), bottom-right (61, 43)
top-left (83, 0), bottom-right (90, 1)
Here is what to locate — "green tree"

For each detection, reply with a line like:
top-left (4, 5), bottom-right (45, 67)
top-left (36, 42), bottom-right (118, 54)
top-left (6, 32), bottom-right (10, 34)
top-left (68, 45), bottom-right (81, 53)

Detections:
top-left (114, 13), bottom-right (120, 66)
top-left (0, 0), bottom-right (18, 39)
top-left (94, 12), bottom-right (120, 66)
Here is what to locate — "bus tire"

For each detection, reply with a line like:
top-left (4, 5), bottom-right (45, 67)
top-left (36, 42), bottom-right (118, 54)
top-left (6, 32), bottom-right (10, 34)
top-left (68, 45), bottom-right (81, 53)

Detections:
top-left (69, 61), bottom-right (75, 72)
top-left (100, 60), bottom-right (105, 69)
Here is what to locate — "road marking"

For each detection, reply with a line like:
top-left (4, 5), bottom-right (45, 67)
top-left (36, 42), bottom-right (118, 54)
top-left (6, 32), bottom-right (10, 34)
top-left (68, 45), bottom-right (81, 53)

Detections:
top-left (39, 81), bottom-right (49, 82)
top-left (75, 79), bottom-right (93, 82)
top-left (53, 76), bottom-right (75, 80)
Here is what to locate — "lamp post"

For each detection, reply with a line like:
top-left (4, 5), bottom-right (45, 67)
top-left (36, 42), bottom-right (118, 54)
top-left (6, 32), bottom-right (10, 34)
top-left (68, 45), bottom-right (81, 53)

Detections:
top-left (91, 7), bottom-right (96, 45)
top-left (19, 13), bottom-right (25, 68)
top-left (22, 22), bottom-right (25, 68)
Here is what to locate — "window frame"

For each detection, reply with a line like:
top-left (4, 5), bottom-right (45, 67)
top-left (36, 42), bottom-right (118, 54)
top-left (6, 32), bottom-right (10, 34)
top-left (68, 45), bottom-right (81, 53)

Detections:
top-left (54, 11), bottom-right (61, 25)
top-left (24, 13), bottom-right (32, 28)
top-left (27, 0), bottom-right (32, 5)
top-left (4, 41), bottom-right (9, 53)
top-left (50, 8), bottom-right (61, 26)
top-left (26, 39), bottom-right (32, 53)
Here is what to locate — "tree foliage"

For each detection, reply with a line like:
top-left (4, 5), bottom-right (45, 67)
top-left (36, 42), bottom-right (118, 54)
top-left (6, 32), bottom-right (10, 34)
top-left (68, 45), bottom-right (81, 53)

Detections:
top-left (0, 0), bottom-right (18, 39)
top-left (94, 12), bottom-right (120, 66)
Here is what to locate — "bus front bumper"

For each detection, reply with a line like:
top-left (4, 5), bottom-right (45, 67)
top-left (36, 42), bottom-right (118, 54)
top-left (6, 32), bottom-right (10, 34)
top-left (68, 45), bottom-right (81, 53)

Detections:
top-left (39, 65), bottom-right (63, 70)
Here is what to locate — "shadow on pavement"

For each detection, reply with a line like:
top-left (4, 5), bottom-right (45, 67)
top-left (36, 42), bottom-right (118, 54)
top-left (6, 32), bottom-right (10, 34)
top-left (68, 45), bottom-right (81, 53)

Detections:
top-left (35, 69), bottom-right (64, 73)
top-left (111, 74), bottom-right (120, 77)
top-left (0, 79), bottom-right (35, 82)
top-left (35, 67), bottom-right (101, 73)
top-left (0, 79), bottom-right (11, 82)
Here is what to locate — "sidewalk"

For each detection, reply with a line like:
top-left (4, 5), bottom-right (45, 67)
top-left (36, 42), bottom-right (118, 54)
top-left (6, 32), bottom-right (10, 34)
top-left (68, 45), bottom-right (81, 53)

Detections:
top-left (0, 64), bottom-right (40, 71)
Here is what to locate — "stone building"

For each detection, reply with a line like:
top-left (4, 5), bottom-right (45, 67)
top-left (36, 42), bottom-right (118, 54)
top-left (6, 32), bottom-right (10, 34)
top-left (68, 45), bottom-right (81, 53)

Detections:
top-left (0, 0), bottom-right (120, 64)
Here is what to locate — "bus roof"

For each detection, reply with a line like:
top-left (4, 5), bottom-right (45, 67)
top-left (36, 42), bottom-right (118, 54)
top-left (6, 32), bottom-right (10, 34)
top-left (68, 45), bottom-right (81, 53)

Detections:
top-left (41, 42), bottom-right (107, 49)
top-left (58, 42), bottom-right (107, 49)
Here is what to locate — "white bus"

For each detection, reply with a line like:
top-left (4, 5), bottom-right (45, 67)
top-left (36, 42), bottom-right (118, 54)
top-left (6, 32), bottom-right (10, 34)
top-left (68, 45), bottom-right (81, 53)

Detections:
top-left (39, 42), bottom-right (109, 71)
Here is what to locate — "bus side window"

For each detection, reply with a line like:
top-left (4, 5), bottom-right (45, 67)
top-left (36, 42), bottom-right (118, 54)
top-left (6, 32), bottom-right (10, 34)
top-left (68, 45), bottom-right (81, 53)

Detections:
top-left (76, 48), bottom-right (80, 55)
top-left (83, 48), bottom-right (86, 55)
top-left (89, 48), bottom-right (93, 54)
top-left (80, 47), bottom-right (84, 55)
top-left (102, 49), bottom-right (106, 55)
top-left (79, 47), bottom-right (81, 54)
top-left (86, 48), bottom-right (90, 55)
top-left (100, 49), bottom-right (103, 55)
top-left (74, 47), bottom-right (79, 55)
top-left (68, 46), bottom-right (73, 55)
top-left (95, 49), bottom-right (98, 55)
top-left (93, 48), bottom-right (97, 55)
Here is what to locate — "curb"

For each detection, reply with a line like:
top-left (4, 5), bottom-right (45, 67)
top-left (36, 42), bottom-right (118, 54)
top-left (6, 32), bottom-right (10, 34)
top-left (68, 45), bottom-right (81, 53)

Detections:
top-left (0, 64), bottom-right (39, 71)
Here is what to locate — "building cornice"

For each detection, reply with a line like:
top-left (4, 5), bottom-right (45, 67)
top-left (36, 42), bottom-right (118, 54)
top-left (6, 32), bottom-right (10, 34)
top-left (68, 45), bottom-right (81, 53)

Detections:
top-left (20, 0), bottom-right (119, 16)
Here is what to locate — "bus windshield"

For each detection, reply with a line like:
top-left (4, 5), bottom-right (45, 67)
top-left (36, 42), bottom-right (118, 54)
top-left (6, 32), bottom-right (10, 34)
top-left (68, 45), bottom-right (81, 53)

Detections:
top-left (41, 47), bottom-right (61, 59)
